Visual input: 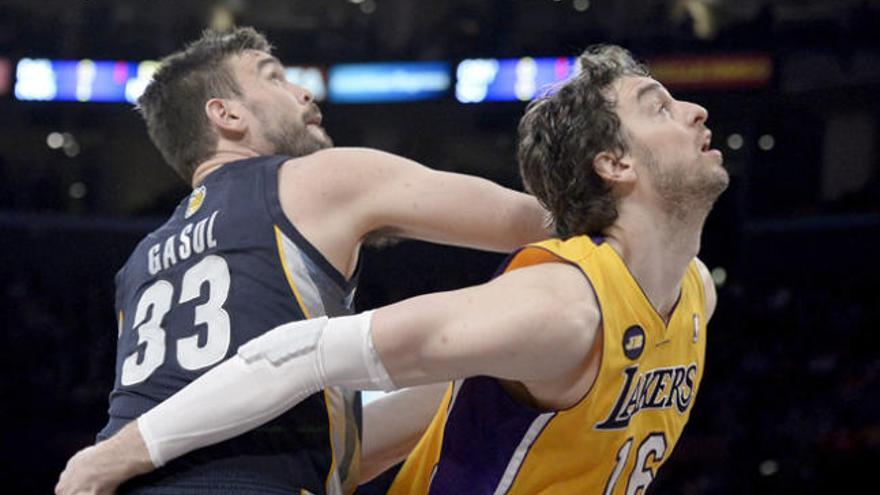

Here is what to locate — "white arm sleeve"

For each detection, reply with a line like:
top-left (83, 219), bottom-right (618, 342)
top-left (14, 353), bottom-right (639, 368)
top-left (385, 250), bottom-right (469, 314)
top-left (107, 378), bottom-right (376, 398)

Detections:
top-left (137, 311), bottom-right (395, 468)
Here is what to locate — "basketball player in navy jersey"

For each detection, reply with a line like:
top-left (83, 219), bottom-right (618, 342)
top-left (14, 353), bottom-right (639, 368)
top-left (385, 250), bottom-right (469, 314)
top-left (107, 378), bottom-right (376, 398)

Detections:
top-left (55, 27), bottom-right (550, 494)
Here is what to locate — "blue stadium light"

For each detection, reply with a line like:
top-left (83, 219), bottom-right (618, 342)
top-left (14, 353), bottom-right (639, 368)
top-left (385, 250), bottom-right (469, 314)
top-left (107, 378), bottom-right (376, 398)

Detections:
top-left (285, 66), bottom-right (327, 102)
top-left (328, 61), bottom-right (451, 104)
top-left (14, 58), bottom-right (159, 103)
top-left (455, 56), bottom-right (579, 103)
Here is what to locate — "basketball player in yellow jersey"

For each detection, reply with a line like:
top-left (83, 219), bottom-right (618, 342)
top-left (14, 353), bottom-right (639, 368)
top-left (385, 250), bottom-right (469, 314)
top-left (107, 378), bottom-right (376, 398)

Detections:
top-left (58, 44), bottom-right (728, 495)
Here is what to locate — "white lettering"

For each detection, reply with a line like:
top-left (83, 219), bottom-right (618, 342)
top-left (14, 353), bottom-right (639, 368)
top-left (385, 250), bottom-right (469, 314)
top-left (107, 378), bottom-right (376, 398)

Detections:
top-left (192, 218), bottom-right (207, 254)
top-left (148, 244), bottom-right (161, 275)
top-left (162, 236), bottom-right (177, 270)
top-left (206, 211), bottom-right (219, 248)
top-left (147, 210), bottom-right (220, 275)
top-left (178, 223), bottom-right (193, 260)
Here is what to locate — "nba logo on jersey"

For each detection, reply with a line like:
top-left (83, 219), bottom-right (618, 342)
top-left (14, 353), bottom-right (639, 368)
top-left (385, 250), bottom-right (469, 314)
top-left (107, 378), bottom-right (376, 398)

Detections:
top-left (692, 314), bottom-right (700, 343)
top-left (185, 186), bottom-right (206, 218)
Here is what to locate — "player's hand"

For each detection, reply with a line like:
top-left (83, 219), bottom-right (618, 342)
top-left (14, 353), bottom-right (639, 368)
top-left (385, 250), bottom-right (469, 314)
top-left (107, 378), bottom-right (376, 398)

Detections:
top-left (56, 423), bottom-right (154, 495)
top-left (55, 444), bottom-right (124, 495)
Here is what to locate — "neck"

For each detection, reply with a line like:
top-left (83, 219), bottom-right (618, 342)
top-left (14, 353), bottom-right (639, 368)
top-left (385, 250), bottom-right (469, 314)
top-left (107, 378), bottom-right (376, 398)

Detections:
top-left (602, 201), bottom-right (707, 321)
top-left (190, 147), bottom-right (263, 188)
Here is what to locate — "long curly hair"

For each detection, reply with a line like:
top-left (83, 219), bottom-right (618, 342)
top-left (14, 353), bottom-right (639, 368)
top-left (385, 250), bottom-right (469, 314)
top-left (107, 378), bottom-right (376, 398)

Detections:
top-left (518, 45), bottom-right (648, 237)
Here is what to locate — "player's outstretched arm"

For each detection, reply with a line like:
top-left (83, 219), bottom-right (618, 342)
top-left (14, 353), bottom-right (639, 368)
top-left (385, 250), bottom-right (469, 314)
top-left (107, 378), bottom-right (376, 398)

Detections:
top-left (56, 262), bottom-right (597, 488)
top-left (370, 261), bottom-right (599, 387)
top-left (137, 261), bottom-right (596, 461)
top-left (282, 147), bottom-right (553, 254)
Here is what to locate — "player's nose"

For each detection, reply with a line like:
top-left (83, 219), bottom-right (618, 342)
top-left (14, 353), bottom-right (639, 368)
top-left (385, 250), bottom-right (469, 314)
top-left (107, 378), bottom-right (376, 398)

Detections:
top-left (291, 84), bottom-right (313, 105)
top-left (685, 101), bottom-right (708, 127)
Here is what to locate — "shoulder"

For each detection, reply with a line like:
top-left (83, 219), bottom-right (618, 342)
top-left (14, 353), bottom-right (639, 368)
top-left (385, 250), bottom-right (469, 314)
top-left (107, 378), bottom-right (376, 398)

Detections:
top-left (498, 261), bottom-right (601, 343)
top-left (277, 148), bottom-right (417, 202)
top-left (693, 257), bottom-right (718, 320)
top-left (497, 261), bottom-right (602, 408)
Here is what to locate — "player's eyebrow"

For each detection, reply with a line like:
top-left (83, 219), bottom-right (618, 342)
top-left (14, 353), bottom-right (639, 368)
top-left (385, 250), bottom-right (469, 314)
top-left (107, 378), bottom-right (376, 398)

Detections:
top-left (256, 55), bottom-right (283, 73)
top-left (635, 81), bottom-right (665, 104)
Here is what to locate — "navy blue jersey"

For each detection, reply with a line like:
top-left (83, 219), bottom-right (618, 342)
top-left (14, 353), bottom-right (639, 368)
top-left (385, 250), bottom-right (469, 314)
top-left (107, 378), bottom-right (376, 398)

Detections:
top-left (98, 156), bottom-right (361, 495)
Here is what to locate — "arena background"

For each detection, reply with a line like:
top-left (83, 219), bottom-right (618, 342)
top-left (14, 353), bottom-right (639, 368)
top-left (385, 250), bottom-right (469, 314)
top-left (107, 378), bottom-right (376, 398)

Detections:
top-left (1, 0), bottom-right (878, 493)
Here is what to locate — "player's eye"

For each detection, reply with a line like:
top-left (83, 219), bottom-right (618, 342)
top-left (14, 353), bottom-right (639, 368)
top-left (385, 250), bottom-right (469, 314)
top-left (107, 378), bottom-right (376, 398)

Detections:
top-left (658, 101), bottom-right (671, 116)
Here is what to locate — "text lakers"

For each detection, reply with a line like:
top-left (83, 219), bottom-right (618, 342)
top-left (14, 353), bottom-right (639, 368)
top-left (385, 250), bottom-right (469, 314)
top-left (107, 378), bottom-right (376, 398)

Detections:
top-left (595, 363), bottom-right (698, 430)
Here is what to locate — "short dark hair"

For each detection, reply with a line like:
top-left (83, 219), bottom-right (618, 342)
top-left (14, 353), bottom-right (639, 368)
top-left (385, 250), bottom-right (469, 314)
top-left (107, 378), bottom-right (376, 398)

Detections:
top-left (137, 27), bottom-right (272, 184)
top-left (517, 44), bottom-right (649, 238)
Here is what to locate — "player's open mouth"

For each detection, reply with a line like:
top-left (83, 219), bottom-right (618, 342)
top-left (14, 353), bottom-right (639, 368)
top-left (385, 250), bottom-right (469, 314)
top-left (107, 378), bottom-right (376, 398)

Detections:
top-left (700, 132), bottom-right (722, 159)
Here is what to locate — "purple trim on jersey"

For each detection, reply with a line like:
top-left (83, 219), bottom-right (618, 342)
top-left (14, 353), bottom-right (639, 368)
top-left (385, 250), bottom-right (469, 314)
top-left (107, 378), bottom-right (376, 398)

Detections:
top-left (590, 235), bottom-right (605, 245)
top-left (428, 376), bottom-right (545, 495)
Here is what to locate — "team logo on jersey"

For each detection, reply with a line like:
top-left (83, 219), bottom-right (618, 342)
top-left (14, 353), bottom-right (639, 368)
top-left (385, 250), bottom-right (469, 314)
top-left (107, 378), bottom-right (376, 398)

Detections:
top-left (185, 186), bottom-right (206, 219)
top-left (622, 325), bottom-right (645, 360)
top-left (595, 363), bottom-right (698, 430)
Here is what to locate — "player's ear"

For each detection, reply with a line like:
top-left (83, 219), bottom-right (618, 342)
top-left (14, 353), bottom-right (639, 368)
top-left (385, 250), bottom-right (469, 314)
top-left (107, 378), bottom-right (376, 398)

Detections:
top-left (205, 98), bottom-right (247, 136)
top-left (593, 150), bottom-right (636, 186)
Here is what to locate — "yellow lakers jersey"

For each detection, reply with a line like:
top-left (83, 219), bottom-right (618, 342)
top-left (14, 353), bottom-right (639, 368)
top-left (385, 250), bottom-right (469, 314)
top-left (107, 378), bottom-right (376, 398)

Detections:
top-left (388, 236), bottom-right (707, 494)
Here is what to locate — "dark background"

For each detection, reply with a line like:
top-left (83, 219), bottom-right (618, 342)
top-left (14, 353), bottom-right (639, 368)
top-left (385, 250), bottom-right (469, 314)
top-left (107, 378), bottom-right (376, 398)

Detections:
top-left (1, 0), bottom-right (878, 493)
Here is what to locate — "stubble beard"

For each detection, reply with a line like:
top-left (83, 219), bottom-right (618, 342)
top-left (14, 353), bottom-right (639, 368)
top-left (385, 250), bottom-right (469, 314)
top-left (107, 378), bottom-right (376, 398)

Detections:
top-left (264, 120), bottom-right (333, 158)
top-left (251, 101), bottom-right (334, 158)
top-left (642, 146), bottom-right (730, 226)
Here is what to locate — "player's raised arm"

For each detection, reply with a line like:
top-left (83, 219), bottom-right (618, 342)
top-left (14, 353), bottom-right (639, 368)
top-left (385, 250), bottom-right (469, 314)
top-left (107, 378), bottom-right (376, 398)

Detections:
top-left (143, 262), bottom-right (596, 459)
top-left (282, 147), bottom-right (553, 255)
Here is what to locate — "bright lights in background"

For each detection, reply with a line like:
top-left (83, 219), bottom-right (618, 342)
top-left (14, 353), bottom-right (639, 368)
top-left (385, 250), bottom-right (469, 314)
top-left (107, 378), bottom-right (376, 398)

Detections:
top-left (649, 54), bottom-right (772, 90)
top-left (455, 57), bottom-right (578, 103)
top-left (15, 58), bottom-right (159, 103)
top-left (46, 132), bottom-right (64, 149)
top-left (14, 58), bottom-right (323, 104)
top-left (727, 133), bottom-right (743, 150)
top-left (69, 182), bottom-right (87, 199)
top-left (285, 66), bottom-right (327, 102)
top-left (15, 58), bottom-right (56, 100)
top-left (572, 0), bottom-right (590, 12)
top-left (10, 52), bottom-right (773, 105)
top-left (455, 59), bottom-right (498, 103)
top-left (125, 61), bottom-right (160, 103)
top-left (758, 134), bottom-right (775, 151)
top-left (328, 61), bottom-right (451, 104)
top-left (46, 131), bottom-right (81, 157)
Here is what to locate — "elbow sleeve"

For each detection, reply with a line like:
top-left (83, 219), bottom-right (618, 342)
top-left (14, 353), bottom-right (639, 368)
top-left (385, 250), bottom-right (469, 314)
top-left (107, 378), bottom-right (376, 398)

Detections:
top-left (138, 318), bottom-right (328, 467)
top-left (136, 311), bottom-right (395, 468)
